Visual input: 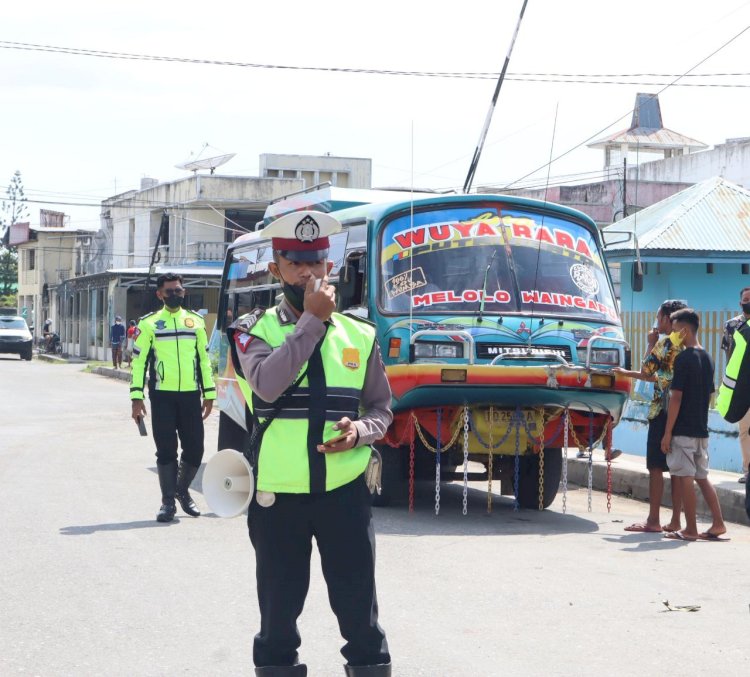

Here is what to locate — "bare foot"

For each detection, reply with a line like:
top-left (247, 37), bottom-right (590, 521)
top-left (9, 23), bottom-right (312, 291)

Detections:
top-left (662, 522), bottom-right (681, 533)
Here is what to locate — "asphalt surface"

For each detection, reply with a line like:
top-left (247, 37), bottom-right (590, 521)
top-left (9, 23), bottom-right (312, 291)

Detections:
top-left (3, 356), bottom-right (750, 676)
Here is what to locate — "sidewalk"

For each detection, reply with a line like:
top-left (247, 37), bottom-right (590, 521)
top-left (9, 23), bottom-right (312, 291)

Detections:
top-left (566, 449), bottom-right (749, 525)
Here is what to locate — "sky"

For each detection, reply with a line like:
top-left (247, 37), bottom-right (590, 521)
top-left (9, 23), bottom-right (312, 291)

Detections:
top-left (1, 0), bottom-right (750, 230)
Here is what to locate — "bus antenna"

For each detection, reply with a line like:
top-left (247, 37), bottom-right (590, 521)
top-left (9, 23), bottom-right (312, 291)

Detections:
top-left (462, 0), bottom-right (529, 194)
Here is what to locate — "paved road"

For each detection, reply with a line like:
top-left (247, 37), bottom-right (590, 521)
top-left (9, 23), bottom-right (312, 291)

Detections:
top-left (2, 356), bottom-right (750, 676)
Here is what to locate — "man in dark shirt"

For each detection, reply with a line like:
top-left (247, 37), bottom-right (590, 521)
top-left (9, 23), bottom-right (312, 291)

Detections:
top-left (661, 308), bottom-right (727, 541)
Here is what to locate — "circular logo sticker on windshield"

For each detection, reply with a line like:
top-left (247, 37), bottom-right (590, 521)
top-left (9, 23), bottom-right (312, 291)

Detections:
top-left (570, 263), bottom-right (599, 295)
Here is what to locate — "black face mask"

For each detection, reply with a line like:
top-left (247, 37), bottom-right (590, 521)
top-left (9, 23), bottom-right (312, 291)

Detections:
top-left (163, 295), bottom-right (185, 310)
top-left (742, 302), bottom-right (750, 315)
top-left (282, 282), bottom-right (306, 313)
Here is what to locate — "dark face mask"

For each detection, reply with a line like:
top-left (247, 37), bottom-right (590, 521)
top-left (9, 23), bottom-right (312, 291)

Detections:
top-left (163, 293), bottom-right (185, 310)
top-left (742, 302), bottom-right (750, 315)
top-left (282, 282), bottom-right (306, 313)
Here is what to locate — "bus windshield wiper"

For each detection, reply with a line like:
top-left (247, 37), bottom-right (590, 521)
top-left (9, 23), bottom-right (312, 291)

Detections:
top-left (476, 248), bottom-right (498, 324)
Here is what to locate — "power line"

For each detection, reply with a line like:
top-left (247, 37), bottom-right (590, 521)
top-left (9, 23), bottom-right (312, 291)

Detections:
top-left (495, 23), bottom-right (750, 190)
top-left (1, 40), bottom-right (750, 87)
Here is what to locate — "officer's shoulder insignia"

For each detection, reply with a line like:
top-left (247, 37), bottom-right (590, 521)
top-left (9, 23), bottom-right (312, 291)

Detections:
top-left (184, 317), bottom-right (195, 328)
top-left (277, 306), bottom-right (292, 325)
top-left (234, 331), bottom-right (254, 353)
top-left (238, 307), bottom-right (265, 333)
top-left (342, 347), bottom-right (361, 370)
top-left (138, 311), bottom-right (156, 321)
top-left (154, 319), bottom-right (167, 330)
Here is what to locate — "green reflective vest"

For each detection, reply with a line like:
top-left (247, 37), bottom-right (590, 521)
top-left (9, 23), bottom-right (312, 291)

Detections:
top-left (233, 307), bottom-right (375, 494)
top-left (717, 320), bottom-right (750, 422)
top-left (130, 306), bottom-right (216, 400)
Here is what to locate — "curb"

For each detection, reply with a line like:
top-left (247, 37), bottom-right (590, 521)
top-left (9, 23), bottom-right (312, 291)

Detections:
top-left (91, 366), bottom-right (132, 382)
top-left (567, 451), bottom-right (749, 526)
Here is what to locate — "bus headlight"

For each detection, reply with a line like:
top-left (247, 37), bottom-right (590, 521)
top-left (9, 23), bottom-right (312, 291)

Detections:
top-left (413, 341), bottom-right (464, 359)
top-left (590, 348), bottom-right (620, 366)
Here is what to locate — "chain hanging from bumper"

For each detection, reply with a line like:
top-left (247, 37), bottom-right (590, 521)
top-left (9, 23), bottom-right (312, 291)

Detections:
top-left (562, 410), bottom-right (569, 514)
top-left (513, 408), bottom-right (521, 512)
top-left (435, 408), bottom-right (442, 516)
top-left (487, 406), bottom-right (494, 514)
top-left (604, 417), bottom-right (613, 513)
top-left (587, 410), bottom-right (594, 513)
top-left (408, 417), bottom-right (416, 513)
top-left (462, 407), bottom-right (469, 516)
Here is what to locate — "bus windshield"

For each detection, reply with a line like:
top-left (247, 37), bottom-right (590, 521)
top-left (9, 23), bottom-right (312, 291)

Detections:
top-left (379, 203), bottom-right (618, 323)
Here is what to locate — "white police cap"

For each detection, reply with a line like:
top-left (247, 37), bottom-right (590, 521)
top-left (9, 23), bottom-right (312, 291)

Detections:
top-left (263, 210), bottom-right (342, 262)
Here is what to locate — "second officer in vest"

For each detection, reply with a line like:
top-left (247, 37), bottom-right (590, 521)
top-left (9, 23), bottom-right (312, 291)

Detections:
top-left (231, 211), bottom-right (392, 677)
top-left (131, 272), bottom-right (216, 522)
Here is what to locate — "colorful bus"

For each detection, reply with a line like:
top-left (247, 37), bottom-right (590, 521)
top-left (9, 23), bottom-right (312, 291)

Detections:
top-left (211, 185), bottom-right (631, 509)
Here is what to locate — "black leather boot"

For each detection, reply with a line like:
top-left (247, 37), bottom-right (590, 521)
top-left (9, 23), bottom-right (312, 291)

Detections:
top-left (176, 461), bottom-right (201, 517)
top-left (255, 665), bottom-right (307, 676)
top-left (156, 461), bottom-right (177, 523)
top-left (344, 664), bottom-right (391, 677)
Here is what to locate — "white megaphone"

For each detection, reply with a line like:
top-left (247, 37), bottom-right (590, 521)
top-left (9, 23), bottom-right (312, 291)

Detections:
top-left (203, 449), bottom-right (255, 517)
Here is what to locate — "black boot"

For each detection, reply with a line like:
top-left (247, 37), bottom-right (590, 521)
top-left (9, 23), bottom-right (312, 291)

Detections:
top-left (344, 664), bottom-right (391, 677)
top-left (255, 665), bottom-right (307, 676)
top-left (156, 461), bottom-right (177, 523)
top-left (176, 461), bottom-right (201, 517)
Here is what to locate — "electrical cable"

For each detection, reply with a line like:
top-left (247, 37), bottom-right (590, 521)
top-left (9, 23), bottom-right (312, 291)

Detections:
top-left (1, 40), bottom-right (750, 86)
top-left (496, 23), bottom-right (750, 191)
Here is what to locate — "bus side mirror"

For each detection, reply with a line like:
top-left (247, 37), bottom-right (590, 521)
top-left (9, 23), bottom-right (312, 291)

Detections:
top-left (337, 264), bottom-right (358, 308)
top-left (632, 260), bottom-right (644, 292)
top-left (624, 348), bottom-right (632, 371)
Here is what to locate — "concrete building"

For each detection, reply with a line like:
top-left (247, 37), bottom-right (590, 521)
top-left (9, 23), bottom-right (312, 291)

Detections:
top-left (10, 215), bottom-right (98, 339)
top-left (260, 153), bottom-right (371, 189)
top-left (50, 152), bottom-right (375, 359)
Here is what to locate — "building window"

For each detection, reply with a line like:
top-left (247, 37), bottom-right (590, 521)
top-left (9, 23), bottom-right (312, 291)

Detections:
top-left (28, 249), bottom-right (35, 270)
top-left (707, 263), bottom-right (714, 274)
top-left (742, 264), bottom-right (749, 275)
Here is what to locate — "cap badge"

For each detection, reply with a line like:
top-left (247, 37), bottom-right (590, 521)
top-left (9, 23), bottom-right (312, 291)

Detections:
top-left (295, 215), bottom-right (320, 243)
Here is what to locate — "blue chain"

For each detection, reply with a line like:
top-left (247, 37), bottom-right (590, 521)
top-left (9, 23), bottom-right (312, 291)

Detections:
top-left (513, 408), bottom-right (521, 512)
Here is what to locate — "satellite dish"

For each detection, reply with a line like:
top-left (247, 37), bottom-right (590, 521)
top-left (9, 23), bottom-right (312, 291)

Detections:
top-left (175, 143), bottom-right (236, 174)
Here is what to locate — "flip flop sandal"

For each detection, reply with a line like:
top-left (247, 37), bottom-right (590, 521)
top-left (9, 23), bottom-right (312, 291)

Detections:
top-left (698, 532), bottom-right (730, 541)
top-left (664, 531), bottom-right (698, 541)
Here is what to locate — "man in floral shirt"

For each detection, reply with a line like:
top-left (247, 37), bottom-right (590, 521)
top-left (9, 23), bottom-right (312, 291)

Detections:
top-left (721, 287), bottom-right (750, 483)
top-left (614, 299), bottom-right (687, 533)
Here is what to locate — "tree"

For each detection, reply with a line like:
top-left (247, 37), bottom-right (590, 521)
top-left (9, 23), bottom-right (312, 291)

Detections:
top-left (0, 170), bottom-right (29, 237)
top-left (0, 170), bottom-right (28, 303)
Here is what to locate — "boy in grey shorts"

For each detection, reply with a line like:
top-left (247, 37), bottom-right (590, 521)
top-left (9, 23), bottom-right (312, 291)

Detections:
top-left (661, 308), bottom-right (728, 541)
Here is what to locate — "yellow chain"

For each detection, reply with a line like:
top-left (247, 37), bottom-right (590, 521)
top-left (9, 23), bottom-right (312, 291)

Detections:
top-left (412, 410), bottom-right (464, 453)
top-left (538, 426), bottom-right (546, 511)
top-left (487, 406), bottom-right (494, 514)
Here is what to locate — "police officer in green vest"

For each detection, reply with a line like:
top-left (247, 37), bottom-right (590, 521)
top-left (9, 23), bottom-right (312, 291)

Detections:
top-left (717, 317), bottom-right (750, 519)
top-left (131, 272), bottom-right (216, 522)
top-left (230, 211), bottom-right (392, 677)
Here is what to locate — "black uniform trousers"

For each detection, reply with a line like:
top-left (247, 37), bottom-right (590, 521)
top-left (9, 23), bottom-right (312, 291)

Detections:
top-left (150, 391), bottom-right (204, 467)
top-left (247, 474), bottom-right (390, 668)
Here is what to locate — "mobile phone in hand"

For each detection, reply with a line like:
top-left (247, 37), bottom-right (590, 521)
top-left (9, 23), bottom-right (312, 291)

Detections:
top-left (136, 416), bottom-right (148, 437)
top-left (322, 432), bottom-right (348, 448)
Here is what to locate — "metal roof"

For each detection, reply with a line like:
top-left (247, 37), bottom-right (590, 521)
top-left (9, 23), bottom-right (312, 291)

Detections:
top-left (605, 176), bottom-right (750, 256)
top-left (587, 126), bottom-right (707, 151)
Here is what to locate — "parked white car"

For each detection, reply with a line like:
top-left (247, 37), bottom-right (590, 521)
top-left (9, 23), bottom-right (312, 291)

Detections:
top-left (0, 316), bottom-right (33, 361)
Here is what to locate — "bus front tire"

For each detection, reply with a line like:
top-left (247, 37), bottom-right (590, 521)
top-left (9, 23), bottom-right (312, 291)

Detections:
top-left (372, 445), bottom-right (408, 507)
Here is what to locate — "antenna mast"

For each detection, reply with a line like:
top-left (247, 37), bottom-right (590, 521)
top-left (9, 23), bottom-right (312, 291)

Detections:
top-left (462, 0), bottom-right (529, 194)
